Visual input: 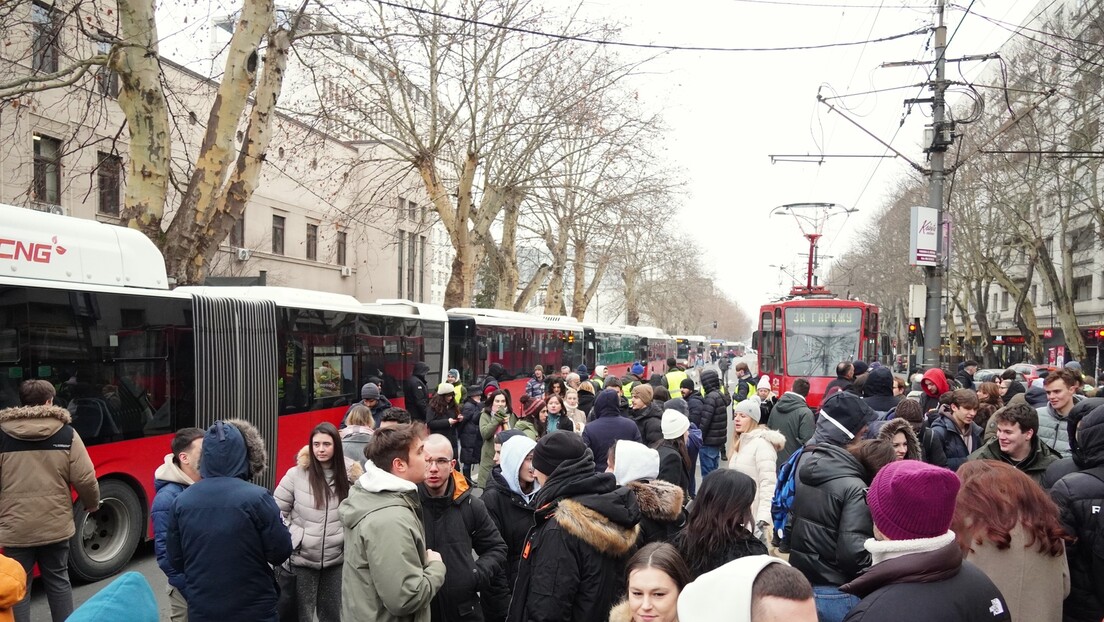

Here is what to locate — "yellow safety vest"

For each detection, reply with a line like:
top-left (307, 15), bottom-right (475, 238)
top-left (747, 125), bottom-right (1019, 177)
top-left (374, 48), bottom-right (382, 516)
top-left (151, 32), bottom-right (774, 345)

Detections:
top-left (666, 370), bottom-right (688, 394)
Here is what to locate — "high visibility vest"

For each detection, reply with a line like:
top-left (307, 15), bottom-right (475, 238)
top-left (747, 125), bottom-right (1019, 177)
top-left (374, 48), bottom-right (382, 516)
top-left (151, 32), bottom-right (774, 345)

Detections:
top-left (452, 382), bottom-right (463, 403)
top-left (666, 369), bottom-right (688, 394)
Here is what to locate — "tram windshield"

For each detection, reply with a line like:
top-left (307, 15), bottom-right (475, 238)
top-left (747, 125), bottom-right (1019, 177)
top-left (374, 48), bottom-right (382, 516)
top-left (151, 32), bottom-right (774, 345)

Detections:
top-left (784, 307), bottom-right (862, 377)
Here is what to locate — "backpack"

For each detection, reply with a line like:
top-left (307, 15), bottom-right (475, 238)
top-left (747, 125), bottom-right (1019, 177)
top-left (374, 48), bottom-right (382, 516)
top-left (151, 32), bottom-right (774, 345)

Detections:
top-left (770, 445), bottom-right (806, 542)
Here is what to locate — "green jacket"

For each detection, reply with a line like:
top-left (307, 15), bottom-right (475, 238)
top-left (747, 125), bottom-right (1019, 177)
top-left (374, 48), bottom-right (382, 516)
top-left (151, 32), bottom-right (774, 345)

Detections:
top-left (340, 462), bottom-right (447, 622)
top-left (515, 419), bottom-right (539, 441)
top-left (966, 435), bottom-right (1061, 486)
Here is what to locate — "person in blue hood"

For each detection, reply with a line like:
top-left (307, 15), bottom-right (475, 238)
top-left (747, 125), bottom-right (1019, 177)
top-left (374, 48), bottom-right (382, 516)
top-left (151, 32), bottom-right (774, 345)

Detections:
top-left (166, 419), bottom-right (292, 622)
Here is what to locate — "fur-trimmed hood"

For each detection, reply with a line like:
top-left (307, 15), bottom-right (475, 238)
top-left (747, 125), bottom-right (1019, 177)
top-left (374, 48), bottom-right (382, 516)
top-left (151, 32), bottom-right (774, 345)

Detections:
top-left (294, 445), bottom-right (364, 481)
top-left (200, 418), bottom-right (268, 480)
top-left (627, 479), bottom-right (684, 522)
top-left (741, 426), bottom-right (786, 451)
top-left (877, 418), bottom-right (921, 461)
top-left (555, 497), bottom-right (640, 557)
top-left (608, 600), bottom-right (632, 622)
top-left (0, 404), bottom-right (70, 441)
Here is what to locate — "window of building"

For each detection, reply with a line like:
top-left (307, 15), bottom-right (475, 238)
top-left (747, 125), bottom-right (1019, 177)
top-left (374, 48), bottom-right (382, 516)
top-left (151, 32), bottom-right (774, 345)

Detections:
top-left (1070, 227), bottom-right (1095, 253)
top-left (1030, 285), bottom-right (1037, 305)
top-left (336, 231), bottom-right (347, 266)
top-left (97, 152), bottom-right (122, 216)
top-left (407, 231), bottom-right (417, 300)
top-left (1073, 275), bottom-right (1093, 302)
top-left (32, 133), bottom-right (62, 205)
top-left (419, 235), bottom-right (427, 303)
top-left (407, 199), bottom-right (416, 221)
top-left (1000, 292), bottom-right (1009, 311)
top-left (95, 42), bottom-right (119, 97)
top-left (272, 215), bottom-right (285, 255)
top-left (229, 214), bottom-right (245, 247)
top-left (306, 223), bottom-right (318, 261)
top-left (31, 2), bottom-right (60, 73)
top-left (396, 233), bottom-right (405, 298)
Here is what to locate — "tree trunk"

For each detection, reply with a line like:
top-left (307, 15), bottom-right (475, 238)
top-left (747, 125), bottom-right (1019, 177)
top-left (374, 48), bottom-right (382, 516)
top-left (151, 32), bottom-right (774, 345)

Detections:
top-left (114, 0), bottom-right (171, 242)
top-left (623, 269), bottom-right (640, 326)
top-left (162, 0), bottom-right (275, 283)
top-left (972, 283), bottom-right (997, 368)
top-left (515, 264), bottom-right (551, 312)
top-left (1035, 238), bottom-right (1086, 362)
top-left (543, 259), bottom-right (565, 315)
top-left (984, 256), bottom-right (1042, 363)
top-left (183, 26), bottom-right (291, 284)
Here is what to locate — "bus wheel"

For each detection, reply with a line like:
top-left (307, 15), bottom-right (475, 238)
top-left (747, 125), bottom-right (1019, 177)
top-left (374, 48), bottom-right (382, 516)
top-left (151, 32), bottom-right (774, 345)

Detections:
top-left (69, 480), bottom-right (144, 583)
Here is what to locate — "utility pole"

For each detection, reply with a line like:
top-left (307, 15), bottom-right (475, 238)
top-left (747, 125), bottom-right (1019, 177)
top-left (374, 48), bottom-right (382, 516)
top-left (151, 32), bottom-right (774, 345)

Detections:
top-left (923, 0), bottom-right (949, 368)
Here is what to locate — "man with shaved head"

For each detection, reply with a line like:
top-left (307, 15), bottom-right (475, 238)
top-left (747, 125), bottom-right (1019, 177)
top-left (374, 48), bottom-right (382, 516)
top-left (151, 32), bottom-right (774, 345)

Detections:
top-left (418, 434), bottom-right (507, 621)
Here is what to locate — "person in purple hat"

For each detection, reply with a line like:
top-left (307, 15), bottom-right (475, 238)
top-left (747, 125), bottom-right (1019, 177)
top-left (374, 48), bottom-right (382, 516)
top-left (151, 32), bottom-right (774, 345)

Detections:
top-left (840, 461), bottom-right (1011, 622)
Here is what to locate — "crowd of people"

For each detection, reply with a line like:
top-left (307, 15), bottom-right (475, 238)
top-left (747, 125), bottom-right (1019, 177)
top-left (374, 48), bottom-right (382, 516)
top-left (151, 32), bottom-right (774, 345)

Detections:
top-left (2, 353), bottom-right (1103, 621)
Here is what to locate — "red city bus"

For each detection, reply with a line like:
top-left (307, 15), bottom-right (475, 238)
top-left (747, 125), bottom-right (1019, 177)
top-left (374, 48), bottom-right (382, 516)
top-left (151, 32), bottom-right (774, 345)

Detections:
top-left (0, 205), bottom-right (447, 581)
top-left (754, 297), bottom-right (881, 408)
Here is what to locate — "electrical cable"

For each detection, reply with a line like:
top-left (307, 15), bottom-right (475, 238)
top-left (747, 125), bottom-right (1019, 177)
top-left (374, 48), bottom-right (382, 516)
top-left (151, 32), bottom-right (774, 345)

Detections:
top-left (372, 0), bottom-right (927, 53)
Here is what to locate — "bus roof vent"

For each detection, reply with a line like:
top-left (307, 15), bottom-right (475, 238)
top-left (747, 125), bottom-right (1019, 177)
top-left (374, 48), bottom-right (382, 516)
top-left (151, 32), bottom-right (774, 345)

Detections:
top-left (1, 203), bottom-right (169, 289)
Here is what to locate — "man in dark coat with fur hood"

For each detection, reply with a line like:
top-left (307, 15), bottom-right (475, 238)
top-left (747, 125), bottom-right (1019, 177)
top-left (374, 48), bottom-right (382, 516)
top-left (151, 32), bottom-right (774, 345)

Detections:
top-left (507, 432), bottom-right (640, 622)
top-left (167, 419), bottom-right (292, 622)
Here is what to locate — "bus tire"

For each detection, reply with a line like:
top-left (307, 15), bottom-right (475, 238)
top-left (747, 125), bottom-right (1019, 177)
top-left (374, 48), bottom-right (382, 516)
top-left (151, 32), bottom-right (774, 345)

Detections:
top-left (69, 479), bottom-right (144, 583)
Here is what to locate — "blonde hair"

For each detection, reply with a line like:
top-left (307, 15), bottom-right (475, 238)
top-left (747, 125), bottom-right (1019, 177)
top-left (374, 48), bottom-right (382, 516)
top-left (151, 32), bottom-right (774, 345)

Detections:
top-left (347, 404), bottom-right (375, 428)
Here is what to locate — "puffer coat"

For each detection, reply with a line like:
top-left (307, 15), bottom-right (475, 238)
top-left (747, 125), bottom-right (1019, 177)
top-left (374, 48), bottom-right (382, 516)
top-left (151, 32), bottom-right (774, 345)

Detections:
top-left (274, 446), bottom-right (364, 568)
top-left (785, 443), bottom-right (873, 586)
top-left (0, 404), bottom-right (100, 547)
top-left (699, 370), bottom-right (731, 448)
top-left (729, 427), bottom-right (785, 527)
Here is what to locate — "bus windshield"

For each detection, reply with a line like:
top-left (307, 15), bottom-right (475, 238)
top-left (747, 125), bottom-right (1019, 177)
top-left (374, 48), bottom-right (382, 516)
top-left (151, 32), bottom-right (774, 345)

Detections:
top-left (784, 307), bottom-right (862, 377)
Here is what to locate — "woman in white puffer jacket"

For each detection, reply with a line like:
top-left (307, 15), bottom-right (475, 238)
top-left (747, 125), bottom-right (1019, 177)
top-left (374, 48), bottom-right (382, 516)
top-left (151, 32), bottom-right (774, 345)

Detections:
top-left (274, 421), bottom-right (363, 622)
top-left (729, 399), bottom-right (785, 543)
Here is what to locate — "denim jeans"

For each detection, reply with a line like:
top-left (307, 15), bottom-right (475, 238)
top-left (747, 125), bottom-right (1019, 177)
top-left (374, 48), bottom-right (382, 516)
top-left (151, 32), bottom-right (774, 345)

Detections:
top-left (8, 541), bottom-right (73, 622)
top-left (699, 445), bottom-right (721, 480)
top-left (813, 585), bottom-right (861, 622)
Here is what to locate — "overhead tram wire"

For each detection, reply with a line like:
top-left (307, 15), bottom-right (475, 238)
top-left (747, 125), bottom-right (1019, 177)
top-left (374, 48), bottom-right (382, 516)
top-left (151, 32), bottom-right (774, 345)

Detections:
top-left (372, 0), bottom-right (927, 53)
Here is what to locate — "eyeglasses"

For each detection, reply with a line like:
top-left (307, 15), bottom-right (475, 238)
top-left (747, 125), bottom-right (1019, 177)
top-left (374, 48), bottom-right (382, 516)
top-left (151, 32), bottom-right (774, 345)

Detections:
top-left (426, 458), bottom-right (454, 467)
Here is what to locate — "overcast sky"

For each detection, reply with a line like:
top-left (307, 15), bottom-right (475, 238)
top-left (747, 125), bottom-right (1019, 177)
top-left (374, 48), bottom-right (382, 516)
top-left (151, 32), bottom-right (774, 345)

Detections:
top-left (159, 0), bottom-right (1045, 327)
top-left (562, 0), bottom-right (1042, 314)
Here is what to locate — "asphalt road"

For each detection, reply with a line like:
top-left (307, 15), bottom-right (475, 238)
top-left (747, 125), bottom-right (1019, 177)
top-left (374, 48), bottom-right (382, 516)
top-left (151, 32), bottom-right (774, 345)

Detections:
top-left (29, 542), bottom-right (171, 621)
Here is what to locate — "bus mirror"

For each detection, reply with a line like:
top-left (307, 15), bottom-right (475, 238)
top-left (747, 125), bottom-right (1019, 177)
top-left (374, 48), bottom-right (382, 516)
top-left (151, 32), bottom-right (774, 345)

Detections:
top-left (751, 331), bottom-right (759, 350)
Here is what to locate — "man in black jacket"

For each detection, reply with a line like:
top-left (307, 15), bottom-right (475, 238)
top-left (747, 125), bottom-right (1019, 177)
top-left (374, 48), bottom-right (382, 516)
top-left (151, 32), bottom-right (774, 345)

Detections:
top-left (784, 391), bottom-right (877, 622)
top-left (698, 369), bottom-right (730, 479)
top-left (420, 435), bottom-right (508, 622)
top-left (404, 361), bottom-right (432, 422)
top-left (1050, 403), bottom-right (1104, 622)
top-left (507, 432), bottom-right (640, 622)
top-left (824, 362), bottom-right (854, 397)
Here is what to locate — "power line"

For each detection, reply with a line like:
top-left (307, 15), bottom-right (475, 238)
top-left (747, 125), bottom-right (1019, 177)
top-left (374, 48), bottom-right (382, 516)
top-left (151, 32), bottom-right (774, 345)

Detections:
top-left (372, 0), bottom-right (927, 53)
top-left (730, 0), bottom-right (933, 8)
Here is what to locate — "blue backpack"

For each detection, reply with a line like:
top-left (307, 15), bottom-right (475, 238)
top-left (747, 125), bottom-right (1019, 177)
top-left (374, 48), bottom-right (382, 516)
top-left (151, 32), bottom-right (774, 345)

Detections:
top-left (770, 445), bottom-right (806, 541)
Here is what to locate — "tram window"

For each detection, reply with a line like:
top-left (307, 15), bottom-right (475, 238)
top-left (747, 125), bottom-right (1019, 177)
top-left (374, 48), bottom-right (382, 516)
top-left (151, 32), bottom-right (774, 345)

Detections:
top-left (0, 288), bottom-right (194, 444)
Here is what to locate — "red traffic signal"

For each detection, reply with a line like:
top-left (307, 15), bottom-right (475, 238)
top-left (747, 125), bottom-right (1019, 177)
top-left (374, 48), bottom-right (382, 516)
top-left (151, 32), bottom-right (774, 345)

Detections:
top-left (1095, 329), bottom-right (1104, 339)
top-left (908, 323), bottom-right (918, 333)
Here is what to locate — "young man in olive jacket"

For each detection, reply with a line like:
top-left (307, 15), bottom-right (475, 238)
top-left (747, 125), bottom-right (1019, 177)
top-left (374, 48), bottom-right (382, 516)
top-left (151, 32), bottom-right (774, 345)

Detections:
top-left (419, 435), bottom-right (507, 622)
top-left (506, 432), bottom-right (641, 622)
top-left (340, 424), bottom-right (445, 622)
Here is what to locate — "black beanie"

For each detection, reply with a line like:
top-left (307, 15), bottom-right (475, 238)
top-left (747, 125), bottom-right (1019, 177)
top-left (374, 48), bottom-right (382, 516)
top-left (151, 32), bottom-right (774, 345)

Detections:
top-left (680, 378), bottom-right (696, 391)
top-left (532, 431), bottom-right (587, 476)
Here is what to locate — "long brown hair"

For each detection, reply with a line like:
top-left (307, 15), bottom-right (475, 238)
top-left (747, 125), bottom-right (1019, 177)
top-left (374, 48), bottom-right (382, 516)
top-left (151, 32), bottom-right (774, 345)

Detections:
top-left (625, 542), bottom-right (691, 592)
top-left (952, 460), bottom-right (1070, 557)
top-left (307, 422), bottom-right (350, 508)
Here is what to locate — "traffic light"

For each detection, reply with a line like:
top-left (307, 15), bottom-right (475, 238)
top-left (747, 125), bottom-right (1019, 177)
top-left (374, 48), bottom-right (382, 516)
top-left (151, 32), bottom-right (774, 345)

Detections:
top-left (908, 322), bottom-right (918, 343)
top-left (1091, 328), bottom-right (1104, 341)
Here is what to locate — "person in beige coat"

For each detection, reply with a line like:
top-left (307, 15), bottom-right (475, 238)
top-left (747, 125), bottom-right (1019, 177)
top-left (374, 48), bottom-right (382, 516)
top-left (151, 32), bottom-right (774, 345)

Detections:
top-left (952, 460), bottom-right (1071, 622)
top-left (0, 379), bottom-right (99, 622)
top-left (274, 422), bottom-right (363, 622)
top-left (729, 399), bottom-right (785, 541)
